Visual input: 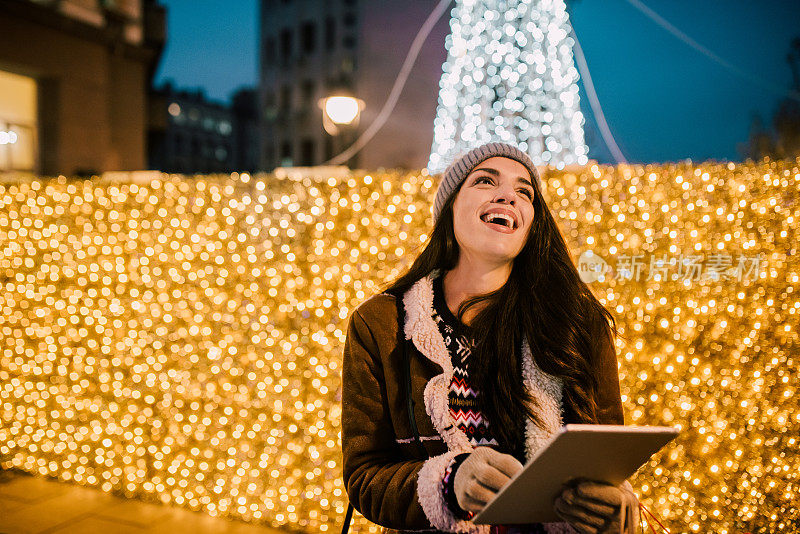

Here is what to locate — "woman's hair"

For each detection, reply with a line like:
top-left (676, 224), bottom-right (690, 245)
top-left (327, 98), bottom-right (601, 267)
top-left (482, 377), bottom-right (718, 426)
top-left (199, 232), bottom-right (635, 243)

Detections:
top-left (382, 166), bottom-right (621, 462)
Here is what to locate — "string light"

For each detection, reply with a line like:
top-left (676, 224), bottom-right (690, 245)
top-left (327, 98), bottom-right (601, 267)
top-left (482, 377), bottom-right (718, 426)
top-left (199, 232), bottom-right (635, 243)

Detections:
top-left (428, 0), bottom-right (589, 174)
top-left (0, 158), bottom-right (798, 533)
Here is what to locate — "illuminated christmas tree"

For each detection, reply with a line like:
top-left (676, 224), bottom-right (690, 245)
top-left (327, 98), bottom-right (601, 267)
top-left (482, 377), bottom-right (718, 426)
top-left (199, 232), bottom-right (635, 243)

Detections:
top-left (428, 0), bottom-right (589, 173)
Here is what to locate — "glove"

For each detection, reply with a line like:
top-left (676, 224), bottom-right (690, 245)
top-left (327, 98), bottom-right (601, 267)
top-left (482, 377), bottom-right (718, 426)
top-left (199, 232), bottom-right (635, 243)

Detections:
top-left (453, 446), bottom-right (524, 513)
top-left (553, 479), bottom-right (639, 533)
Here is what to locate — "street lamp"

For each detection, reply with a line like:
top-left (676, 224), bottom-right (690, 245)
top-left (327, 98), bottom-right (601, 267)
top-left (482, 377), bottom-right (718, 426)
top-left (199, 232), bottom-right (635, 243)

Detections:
top-left (318, 95), bottom-right (364, 135)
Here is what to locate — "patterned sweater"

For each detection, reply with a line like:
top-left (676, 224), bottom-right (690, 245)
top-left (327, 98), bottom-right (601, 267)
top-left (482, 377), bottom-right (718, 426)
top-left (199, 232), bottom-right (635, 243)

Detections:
top-left (432, 275), bottom-right (552, 534)
top-left (431, 276), bottom-right (497, 519)
top-left (432, 275), bottom-right (499, 449)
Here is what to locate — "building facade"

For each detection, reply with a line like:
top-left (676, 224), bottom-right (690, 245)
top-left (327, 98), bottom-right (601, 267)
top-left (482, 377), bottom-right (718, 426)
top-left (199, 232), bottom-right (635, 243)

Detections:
top-left (149, 84), bottom-right (227, 174)
top-left (0, 0), bottom-right (165, 175)
top-left (231, 88), bottom-right (261, 173)
top-left (258, 0), bottom-right (450, 171)
top-left (149, 85), bottom-right (233, 175)
top-left (148, 84), bottom-right (260, 174)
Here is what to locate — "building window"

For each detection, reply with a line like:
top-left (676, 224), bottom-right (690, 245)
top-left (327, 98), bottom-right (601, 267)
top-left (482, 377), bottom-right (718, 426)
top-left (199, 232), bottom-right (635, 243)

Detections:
top-left (279, 85), bottom-right (292, 111)
top-left (343, 12), bottom-right (357, 27)
top-left (343, 35), bottom-right (356, 49)
top-left (341, 56), bottom-right (355, 73)
top-left (264, 91), bottom-right (277, 120)
top-left (280, 141), bottom-right (292, 166)
top-left (300, 138), bottom-right (315, 166)
top-left (280, 28), bottom-right (293, 65)
top-left (178, 133), bottom-right (189, 155)
top-left (325, 17), bottom-right (335, 49)
top-left (301, 21), bottom-right (316, 54)
top-left (301, 80), bottom-right (315, 108)
top-left (264, 143), bottom-right (275, 168)
top-left (0, 70), bottom-right (37, 172)
top-left (265, 37), bottom-right (276, 65)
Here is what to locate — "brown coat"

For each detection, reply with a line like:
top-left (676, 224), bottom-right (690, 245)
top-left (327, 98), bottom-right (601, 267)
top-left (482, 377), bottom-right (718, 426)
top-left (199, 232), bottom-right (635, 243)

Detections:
top-left (341, 272), bottom-right (624, 533)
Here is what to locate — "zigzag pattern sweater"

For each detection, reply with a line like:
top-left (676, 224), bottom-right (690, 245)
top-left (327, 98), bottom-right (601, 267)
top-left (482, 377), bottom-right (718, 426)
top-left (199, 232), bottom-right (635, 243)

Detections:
top-left (431, 275), bottom-right (499, 449)
top-left (432, 276), bottom-right (552, 534)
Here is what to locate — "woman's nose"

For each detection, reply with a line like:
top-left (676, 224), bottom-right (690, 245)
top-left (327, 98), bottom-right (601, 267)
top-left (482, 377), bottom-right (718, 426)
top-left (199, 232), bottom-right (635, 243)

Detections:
top-left (493, 185), bottom-right (516, 204)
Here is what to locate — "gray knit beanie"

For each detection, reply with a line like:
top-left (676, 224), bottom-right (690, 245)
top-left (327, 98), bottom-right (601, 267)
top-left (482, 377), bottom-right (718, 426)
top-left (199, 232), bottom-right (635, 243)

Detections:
top-left (433, 142), bottom-right (541, 222)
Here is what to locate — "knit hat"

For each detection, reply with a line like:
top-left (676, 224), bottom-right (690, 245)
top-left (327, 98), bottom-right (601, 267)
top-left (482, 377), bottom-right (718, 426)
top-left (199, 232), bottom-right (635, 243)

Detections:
top-left (433, 142), bottom-right (541, 222)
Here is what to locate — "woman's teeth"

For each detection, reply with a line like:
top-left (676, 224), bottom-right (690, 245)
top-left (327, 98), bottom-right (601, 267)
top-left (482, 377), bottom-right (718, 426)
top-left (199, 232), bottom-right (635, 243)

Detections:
top-left (481, 213), bottom-right (515, 229)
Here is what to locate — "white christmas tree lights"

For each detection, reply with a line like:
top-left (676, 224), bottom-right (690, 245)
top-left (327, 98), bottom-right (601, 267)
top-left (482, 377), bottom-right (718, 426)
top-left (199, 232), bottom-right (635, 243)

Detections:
top-left (428, 0), bottom-right (589, 173)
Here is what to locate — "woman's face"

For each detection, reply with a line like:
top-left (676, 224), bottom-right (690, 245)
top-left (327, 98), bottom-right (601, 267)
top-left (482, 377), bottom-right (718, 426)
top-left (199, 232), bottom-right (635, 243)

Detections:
top-left (450, 156), bottom-right (536, 267)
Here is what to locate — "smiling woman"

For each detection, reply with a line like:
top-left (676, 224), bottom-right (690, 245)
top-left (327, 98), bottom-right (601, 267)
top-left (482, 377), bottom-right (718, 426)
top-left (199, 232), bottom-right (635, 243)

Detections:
top-left (449, 157), bottom-right (535, 291)
top-left (341, 142), bottom-right (639, 534)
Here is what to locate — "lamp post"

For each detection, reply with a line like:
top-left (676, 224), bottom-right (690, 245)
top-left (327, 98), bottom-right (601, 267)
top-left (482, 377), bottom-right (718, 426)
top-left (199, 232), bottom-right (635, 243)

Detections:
top-left (318, 95), bottom-right (364, 136)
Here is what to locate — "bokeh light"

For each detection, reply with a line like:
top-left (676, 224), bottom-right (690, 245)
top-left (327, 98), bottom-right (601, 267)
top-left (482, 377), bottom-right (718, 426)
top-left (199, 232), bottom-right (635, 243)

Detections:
top-left (0, 159), bottom-right (798, 532)
top-left (324, 97), bottom-right (361, 125)
top-left (429, 0), bottom-right (589, 173)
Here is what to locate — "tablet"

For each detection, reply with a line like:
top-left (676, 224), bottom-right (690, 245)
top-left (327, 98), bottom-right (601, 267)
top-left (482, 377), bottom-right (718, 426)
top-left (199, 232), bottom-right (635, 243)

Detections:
top-left (472, 424), bottom-right (679, 525)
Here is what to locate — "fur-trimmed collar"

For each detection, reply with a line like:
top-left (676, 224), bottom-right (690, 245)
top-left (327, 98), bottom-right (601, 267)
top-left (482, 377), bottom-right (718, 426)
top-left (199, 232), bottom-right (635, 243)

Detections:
top-left (402, 270), bottom-right (564, 461)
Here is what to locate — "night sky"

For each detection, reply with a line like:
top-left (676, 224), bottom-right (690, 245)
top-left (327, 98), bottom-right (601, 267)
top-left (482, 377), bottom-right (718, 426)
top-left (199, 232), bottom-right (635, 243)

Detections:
top-left (154, 0), bottom-right (800, 164)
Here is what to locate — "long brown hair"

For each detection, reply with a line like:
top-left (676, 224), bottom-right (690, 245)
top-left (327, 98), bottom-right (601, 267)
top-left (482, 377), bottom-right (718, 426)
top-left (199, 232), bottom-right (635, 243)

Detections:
top-left (382, 166), bottom-right (620, 461)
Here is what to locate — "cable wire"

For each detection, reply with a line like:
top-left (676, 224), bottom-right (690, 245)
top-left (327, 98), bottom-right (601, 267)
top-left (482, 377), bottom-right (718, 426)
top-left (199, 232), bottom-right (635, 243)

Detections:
top-left (622, 0), bottom-right (800, 103)
top-left (570, 27), bottom-right (628, 164)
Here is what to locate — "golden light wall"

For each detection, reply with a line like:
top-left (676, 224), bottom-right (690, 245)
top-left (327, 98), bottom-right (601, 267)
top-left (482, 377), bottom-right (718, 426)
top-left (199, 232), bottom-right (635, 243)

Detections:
top-left (0, 160), bottom-right (798, 533)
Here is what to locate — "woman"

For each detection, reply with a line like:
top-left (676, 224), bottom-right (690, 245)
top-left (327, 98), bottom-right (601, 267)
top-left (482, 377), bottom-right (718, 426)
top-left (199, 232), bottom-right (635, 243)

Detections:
top-left (341, 142), bottom-right (639, 533)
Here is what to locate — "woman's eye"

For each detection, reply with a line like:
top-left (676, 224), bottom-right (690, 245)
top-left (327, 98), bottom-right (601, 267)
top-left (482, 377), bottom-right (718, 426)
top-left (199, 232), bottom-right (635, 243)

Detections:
top-left (519, 189), bottom-right (533, 198)
top-left (476, 176), bottom-right (492, 184)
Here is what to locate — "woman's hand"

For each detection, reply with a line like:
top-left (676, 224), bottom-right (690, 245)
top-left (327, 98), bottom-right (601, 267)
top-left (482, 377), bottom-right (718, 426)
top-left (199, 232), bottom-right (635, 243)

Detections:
top-left (453, 447), bottom-right (523, 513)
top-left (553, 479), bottom-right (639, 533)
